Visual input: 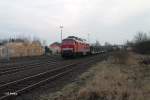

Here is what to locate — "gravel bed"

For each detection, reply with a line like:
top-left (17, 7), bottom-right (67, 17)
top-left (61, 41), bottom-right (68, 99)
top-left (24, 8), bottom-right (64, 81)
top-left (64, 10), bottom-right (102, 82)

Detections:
top-left (14, 54), bottom-right (108, 100)
top-left (0, 60), bottom-right (73, 85)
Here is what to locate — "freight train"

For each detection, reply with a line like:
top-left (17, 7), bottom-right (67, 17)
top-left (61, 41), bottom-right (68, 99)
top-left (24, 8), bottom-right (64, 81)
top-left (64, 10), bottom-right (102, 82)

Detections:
top-left (61, 36), bottom-right (103, 58)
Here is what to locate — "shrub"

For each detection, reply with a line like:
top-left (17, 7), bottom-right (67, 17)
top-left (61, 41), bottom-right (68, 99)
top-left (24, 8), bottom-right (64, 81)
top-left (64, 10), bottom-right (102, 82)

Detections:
top-left (134, 40), bottom-right (150, 54)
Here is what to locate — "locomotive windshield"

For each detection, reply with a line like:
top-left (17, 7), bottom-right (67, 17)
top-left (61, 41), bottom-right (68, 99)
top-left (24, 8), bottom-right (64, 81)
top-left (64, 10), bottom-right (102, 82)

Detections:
top-left (62, 39), bottom-right (75, 45)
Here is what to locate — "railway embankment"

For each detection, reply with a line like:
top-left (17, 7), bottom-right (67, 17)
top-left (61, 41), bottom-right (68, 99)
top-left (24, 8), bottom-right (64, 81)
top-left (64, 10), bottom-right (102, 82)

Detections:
top-left (39, 51), bottom-right (150, 100)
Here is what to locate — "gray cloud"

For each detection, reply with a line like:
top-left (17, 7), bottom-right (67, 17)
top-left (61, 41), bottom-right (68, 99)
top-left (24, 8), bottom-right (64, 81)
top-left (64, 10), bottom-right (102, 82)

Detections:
top-left (0, 0), bottom-right (150, 44)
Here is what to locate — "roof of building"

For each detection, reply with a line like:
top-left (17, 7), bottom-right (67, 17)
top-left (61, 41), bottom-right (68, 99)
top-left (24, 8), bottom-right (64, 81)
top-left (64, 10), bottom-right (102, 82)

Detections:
top-left (50, 42), bottom-right (61, 47)
top-left (67, 36), bottom-right (86, 42)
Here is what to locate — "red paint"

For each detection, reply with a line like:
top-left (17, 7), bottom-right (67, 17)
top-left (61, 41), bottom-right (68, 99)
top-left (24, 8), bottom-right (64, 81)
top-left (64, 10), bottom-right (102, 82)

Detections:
top-left (61, 36), bottom-right (90, 55)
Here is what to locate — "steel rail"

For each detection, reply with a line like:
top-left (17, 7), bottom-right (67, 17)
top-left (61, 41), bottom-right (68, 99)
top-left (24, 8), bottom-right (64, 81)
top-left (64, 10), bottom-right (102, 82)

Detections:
top-left (0, 63), bottom-right (77, 90)
top-left (0, 58), bottom-right (57, 69)
top-left (0, 68), bottom-right (74, 100)
top-left (0, 63), bottom-right (77, 100)
top-left (0, 60), bottom-right (58, 76)
top-left (0, 55), bottom-right (103, 100)
top-left (0, 57), bottom-right (48, 66)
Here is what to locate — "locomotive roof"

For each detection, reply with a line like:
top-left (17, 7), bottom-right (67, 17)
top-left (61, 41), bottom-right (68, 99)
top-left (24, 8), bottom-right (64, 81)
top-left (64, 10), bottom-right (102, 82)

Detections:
top-left (67, 36), bottom-right (86, 42)
top-left (62, 36), bottom-right (89, 44)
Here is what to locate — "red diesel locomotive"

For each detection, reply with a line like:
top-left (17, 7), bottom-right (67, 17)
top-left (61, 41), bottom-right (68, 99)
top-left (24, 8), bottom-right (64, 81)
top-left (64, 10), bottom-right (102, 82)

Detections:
top-left (61, 36), bottom-right (90, 57)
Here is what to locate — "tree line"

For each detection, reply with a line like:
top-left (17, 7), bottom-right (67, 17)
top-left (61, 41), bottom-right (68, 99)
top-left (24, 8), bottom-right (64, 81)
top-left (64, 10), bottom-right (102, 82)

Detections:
top-left (0, 36), bottom-right (43, 46)
top-left (127, 32), bottom-right (150, 54)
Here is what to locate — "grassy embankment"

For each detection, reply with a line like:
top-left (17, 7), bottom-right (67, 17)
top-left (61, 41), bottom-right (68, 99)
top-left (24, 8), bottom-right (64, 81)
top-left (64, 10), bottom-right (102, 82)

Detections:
top-left (40, 51), bottom-right (150, 100)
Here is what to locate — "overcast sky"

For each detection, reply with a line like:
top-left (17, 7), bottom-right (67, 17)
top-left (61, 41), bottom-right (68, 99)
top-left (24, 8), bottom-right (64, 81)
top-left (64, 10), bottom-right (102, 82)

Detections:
top-left (0, 0), bottom-right (150, 45)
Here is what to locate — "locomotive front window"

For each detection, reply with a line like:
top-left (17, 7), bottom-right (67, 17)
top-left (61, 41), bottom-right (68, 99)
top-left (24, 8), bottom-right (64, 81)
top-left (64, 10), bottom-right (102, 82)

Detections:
top-left (62, 40), bottom-right (75, 45)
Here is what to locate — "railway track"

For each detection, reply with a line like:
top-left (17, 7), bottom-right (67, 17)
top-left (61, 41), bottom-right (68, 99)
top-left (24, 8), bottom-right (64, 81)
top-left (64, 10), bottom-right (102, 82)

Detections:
top-left (0, 63), bottom-right (77, 100)
top-left (0, 55), bottom-right (62, 69)
top-left (0, 56), bottom-right (59, 68)
top-left (0, 55), bottom-right (63, 76)
top-left (0, 55), bottom-right (103, 100)
top-left (0, 56), bottom-right (46, 65)
top-left (0, 56), bottom-right (91, 85)
top-left (0, 59), bottom-right (58, 76)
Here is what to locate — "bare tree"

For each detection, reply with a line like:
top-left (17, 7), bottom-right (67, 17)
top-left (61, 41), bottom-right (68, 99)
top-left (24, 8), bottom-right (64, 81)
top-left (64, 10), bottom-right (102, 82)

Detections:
top-left (134, 32), bottom-right (148, 43)
top-left (133, 32), bottom-right (150, 54)
top-left (32, 36), bottom-right (42, 45)
top-left (104, 42), bottom-right (113, 52)
top-left (126, 40), bottom-right (134, 47)
top-left (95, 40), bottom-right (101, 46)
top-left (104, 42), bottom-right (111, 47)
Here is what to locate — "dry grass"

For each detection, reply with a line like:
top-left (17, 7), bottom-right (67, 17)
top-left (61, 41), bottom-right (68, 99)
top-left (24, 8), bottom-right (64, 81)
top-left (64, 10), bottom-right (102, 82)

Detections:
top-left (39, 51), bottom-right (150, 100)
top-left (108, 51), bottom-right (137, 65)
top-left (78, 65), bottom-right (145, 100)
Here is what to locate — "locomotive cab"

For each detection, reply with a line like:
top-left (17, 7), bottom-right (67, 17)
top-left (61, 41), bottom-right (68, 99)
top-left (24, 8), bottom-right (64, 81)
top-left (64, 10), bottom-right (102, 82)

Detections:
top-left (61, 39), bottom-right (75, 57)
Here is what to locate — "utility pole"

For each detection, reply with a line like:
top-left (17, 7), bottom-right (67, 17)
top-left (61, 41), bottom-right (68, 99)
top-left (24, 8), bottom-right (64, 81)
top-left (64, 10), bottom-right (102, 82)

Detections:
top-left (6, 45), bottom-right (10, 62)
top-left (60, 25), bottom-right (63, 43)
top-left (88, 33), bottom-right (90, 43)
